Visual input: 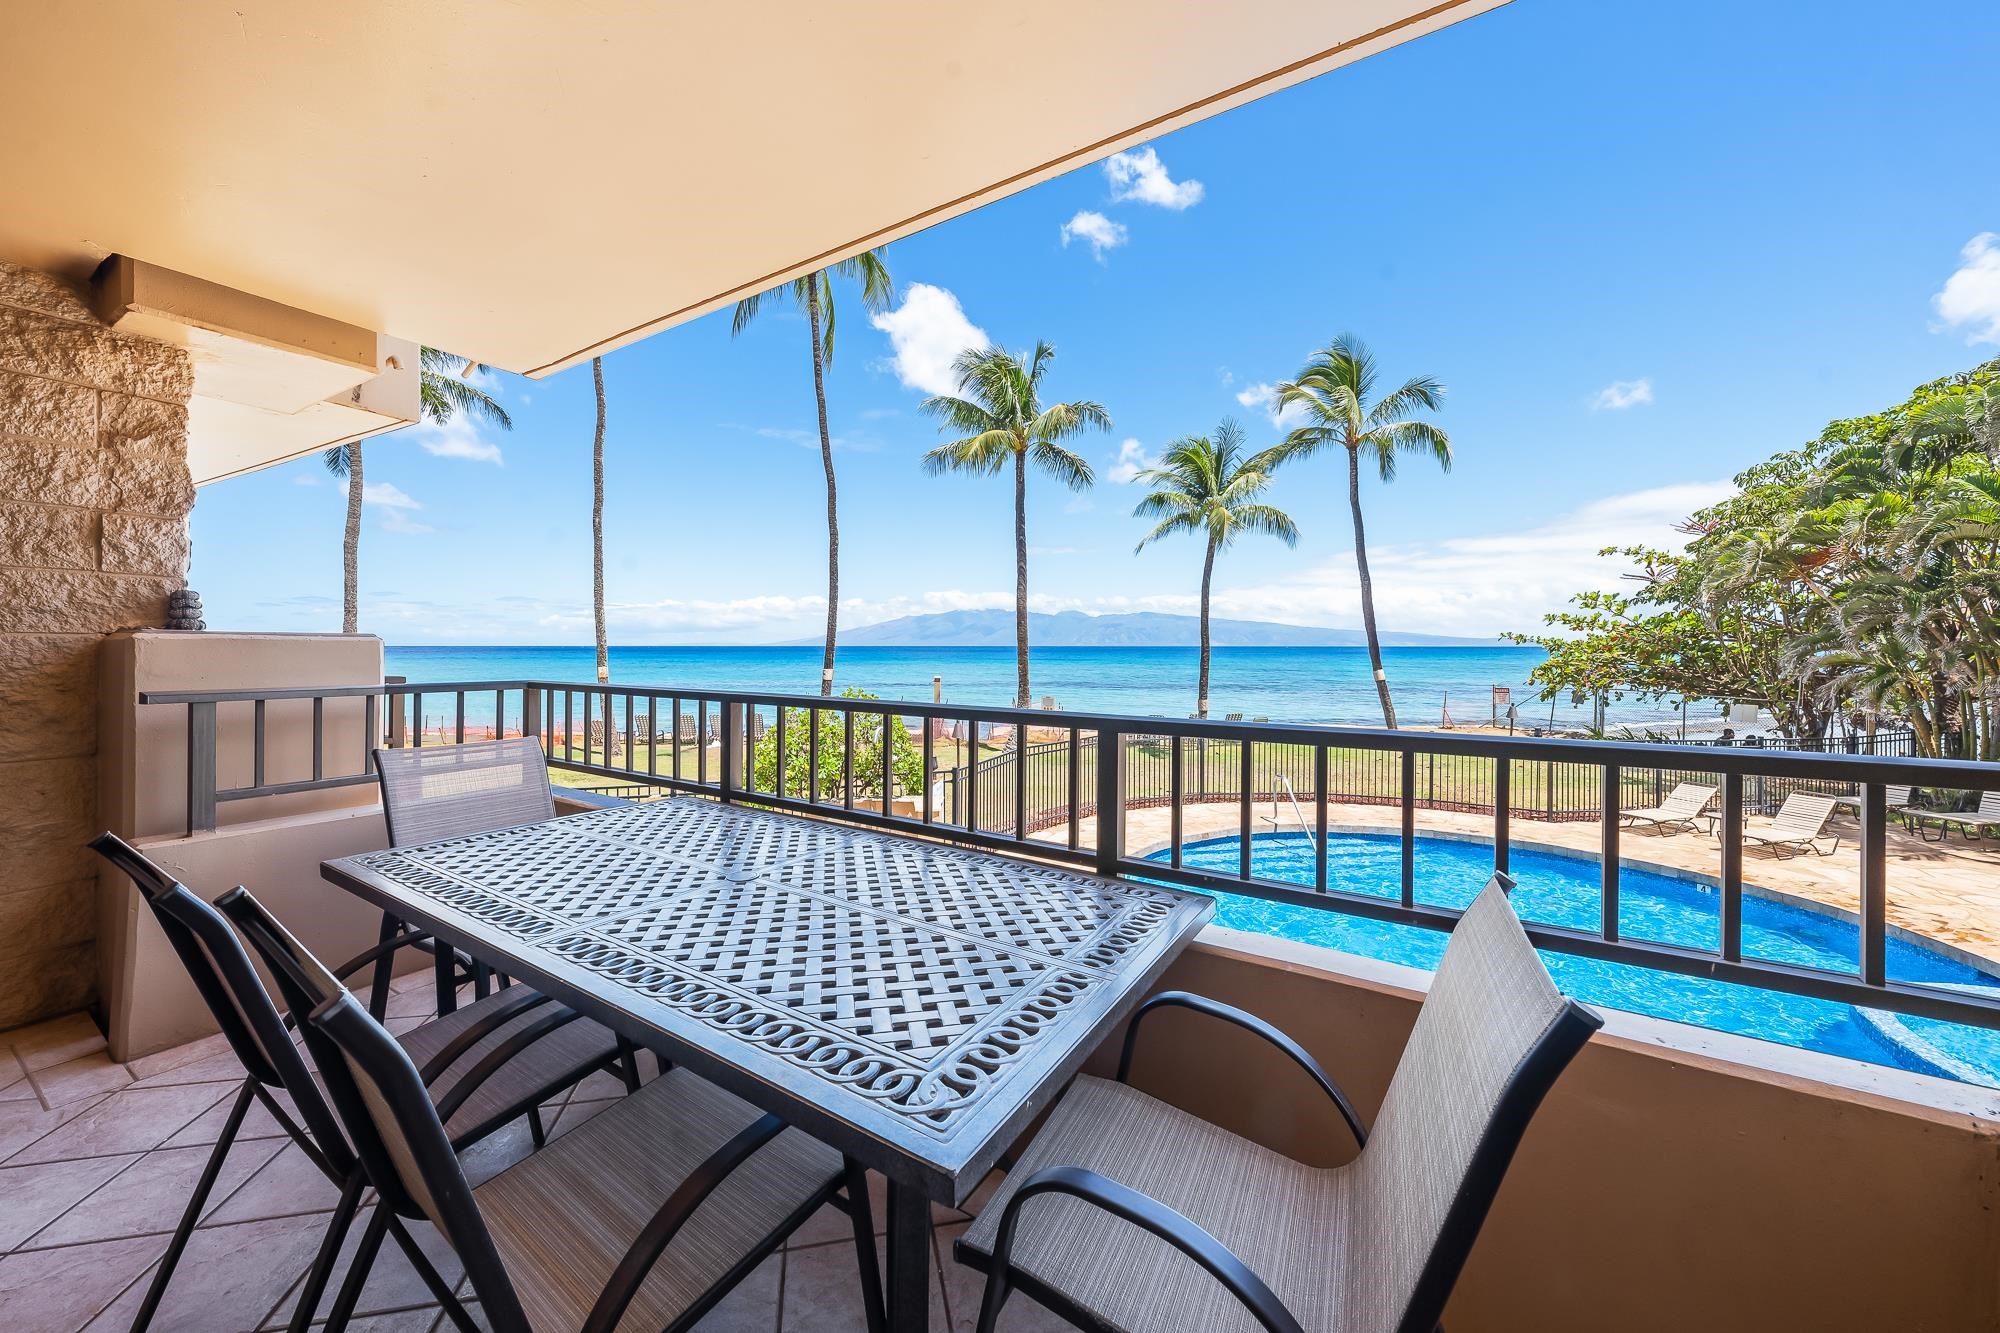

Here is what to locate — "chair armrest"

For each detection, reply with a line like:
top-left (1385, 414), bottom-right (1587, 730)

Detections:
top-left (1118, 992), bottom-right (1367, 1147)
top-left (980, 1165), bottom-right (1305, 1333)
top-left (414, 987), bottom-right (552, 1085)
top-left (580, 1112), bottom-right (789, 1333)
top-left (328, 928), bottom-right (432, 983)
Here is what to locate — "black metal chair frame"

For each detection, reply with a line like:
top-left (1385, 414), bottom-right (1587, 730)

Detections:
top-left (300, 974), bottom-right (887, 1333)
top-left (88, 834), bottom-right (468, 1332)
top-left (959, 987), bottom-right (1600, 1333)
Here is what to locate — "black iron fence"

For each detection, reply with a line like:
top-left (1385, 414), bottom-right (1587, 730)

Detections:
top-left (137, 678), bottom-right (2000, 1038)
top-left (938, 727), bottom-right (1926, 832)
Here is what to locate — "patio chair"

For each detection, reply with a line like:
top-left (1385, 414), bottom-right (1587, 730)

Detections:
top-left (87, 834), bottom-right (623, 1332)
top-left (956, 876), bottom-right (1602, 1333)
top-left (1618, 782), bottom-right (1717, 835)
top-left (1832, 784), bottom-right (1921, 826)
top-left (1911, 788), bottom-right (2000, 844)
top-left (293, 956), bottom-right (885, 1333)
top-left (369, 737), bottom-right (558, 1017)
top-left (1740, 793), bottom-right (1842, 857)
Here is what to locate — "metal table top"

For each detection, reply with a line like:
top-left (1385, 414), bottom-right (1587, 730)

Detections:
top-left (322, 797), bottom-right (1213, 1201)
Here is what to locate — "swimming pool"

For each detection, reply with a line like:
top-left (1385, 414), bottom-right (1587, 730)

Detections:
top-left (1153, 831), bottom-right (2000, 1087)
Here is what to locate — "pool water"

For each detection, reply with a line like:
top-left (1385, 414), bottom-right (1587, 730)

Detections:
top-left (1155, 831), bottom-right (2000, 1088)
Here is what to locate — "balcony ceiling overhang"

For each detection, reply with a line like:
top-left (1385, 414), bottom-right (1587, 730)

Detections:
top-left (1, 0), bottom-right (1501, 382)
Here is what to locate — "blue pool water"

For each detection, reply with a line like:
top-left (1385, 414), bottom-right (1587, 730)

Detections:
top-left (1156, 832), bottom-right (2000, 1087)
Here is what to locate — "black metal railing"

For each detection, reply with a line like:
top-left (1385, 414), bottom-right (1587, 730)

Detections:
top-left (137, 678), bottom-right (2000, 1037)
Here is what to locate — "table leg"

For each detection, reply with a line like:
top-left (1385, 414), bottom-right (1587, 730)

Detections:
top-left (885, 1179), bottom-right (932, 1332)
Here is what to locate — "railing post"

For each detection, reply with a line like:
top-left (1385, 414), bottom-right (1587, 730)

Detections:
top-left (1493, 757), bottom-right (1511, 875)
top-left (1400, 749), bottom-right (1415, 907)
top-left (1859, 781), bottom-right (1888, 986)
top-left (186, 701), bottom-right (218, 836)
top-left (1721, 771), bottom-right (1744, 961)
top-left (1600, 763), bottom-right (1621, 941)
top-left (1093, 726), bottom-right (1123, 878)
top-left (388, 688), bottom-right (407, 749)
top-left (720, 701), bottom-right (743, 803)
top-left (523, 687), bottom-right (542, 750)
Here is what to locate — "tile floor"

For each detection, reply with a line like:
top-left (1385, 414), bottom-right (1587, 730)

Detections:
top-left (0, 974), bottom-right (1067, 1331)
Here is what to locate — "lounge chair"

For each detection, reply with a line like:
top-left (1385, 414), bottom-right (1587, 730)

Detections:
top-left (277, 927), bottom-right (884, 1333)
top-left (956, 875), bottom-right (1601, 1333)
top-left (87, 834), bottom-right (632, 1332)
top-left (1741, 793), bottom-right (1842, 857)
top-left (1619, 781), bottom-right (1718, 835)
top-left (1832, 784), bottom-right (1921, 826)
top-left (1911, 788), bottom-right (2000, 844)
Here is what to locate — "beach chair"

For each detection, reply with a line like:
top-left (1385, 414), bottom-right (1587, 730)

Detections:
top-left (1833, 784), bottom-right (1921, 826)
top-left (1741, 793), bottom-right (1842, 857)
top-left (1619, 782), bottom-right (1717, 835)
top-left (956, 876), bottom-right (1601, 1333)
top-left (1912, 788), bottom-right (2000, 844)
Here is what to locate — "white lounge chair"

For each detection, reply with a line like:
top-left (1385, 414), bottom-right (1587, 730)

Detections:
top-left (1832, 784), bottom-right (1920, 826)
top-left (1912, 789), bottom-right (2000, 844)
top-left (1742, 793), bottom-right (1842, 857)
top-left (1620, 782), bottom-right (1717, 835)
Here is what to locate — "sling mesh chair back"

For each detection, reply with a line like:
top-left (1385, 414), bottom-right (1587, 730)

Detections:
top-left (367, 737), bottom-right (557, 1015)
top-left (86, 833), bottom-right (460, 1333)
top-left (960, 876), bottom-right (1602, 1333)
top-left (289, 962), bottom-right (886, 1333)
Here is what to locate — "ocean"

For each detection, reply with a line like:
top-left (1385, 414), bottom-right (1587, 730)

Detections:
top-left (383, 644), bottom-right (1700, 732)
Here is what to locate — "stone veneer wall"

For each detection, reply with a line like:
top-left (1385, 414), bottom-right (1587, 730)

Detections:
top-left (0, 260), bottom-right (193, 1030)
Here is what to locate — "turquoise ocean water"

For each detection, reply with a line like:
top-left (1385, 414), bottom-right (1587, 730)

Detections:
top-left (383, 644), bottom-right (1692, 731)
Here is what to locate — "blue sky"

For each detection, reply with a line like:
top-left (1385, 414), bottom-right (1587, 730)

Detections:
top-left (192, 0), bottom-right (2000, 645)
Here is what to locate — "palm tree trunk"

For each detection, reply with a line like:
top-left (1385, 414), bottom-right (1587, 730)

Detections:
top-left (1013, 445), bottom-right (1031, 714)
top-left (1347, 445), bottom-right (1397, 729)
top-left (1197, 535), bottom-right (1217, 719)
top-left (805, 276), bottom-right (838, 698)
top-left (592, 357), bottom-right (608, 685)
top-left (341, 442), bottom-right (363, 634)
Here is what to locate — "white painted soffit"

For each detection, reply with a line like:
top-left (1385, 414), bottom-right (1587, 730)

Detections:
top-left (0, 1), bottom-right (1505, 379)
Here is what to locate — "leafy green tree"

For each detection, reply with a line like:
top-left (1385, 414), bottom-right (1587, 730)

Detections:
top-left (323, 348), bottom-right (511, 633)
top-left (733, 251), bottom-right (894, 696)
top-left (921, 343), bottom-right (1109, 708)
top-left (750, 688), bottom-right (926, 801)
top-left (1270, 335), bottom-right (1450, 728)
top-left (1131, 419), bottom-right (1297, 717)
top-left (1514, 357), bottom-right (2000, 757)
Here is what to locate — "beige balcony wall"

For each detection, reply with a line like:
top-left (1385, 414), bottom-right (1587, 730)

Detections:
top-left (0, 260), bottom-right (192, 1030)
top-left (1099, 930), bottom-right (2000, 1332)
top-left (96, 631), bottom-right (395, 1058)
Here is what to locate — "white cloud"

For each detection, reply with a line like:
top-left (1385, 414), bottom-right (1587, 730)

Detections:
top-left (1106, 438), bottom-right (1158, 484)
top-left (870, 283), bottom-right (990, 397)
top-left (1201, 479), bottom-right (1736, 637)
top-left (360, 481), bottom-right (421, 509)
top-left (292, 472), bottom-right (323, 486)
top-left (350, 479), bottom-right (433, 532)
top-left (1060, 210), bottom-right (1127, 260)
top-left (1103, 147), bottom-right (1204, 210)
top-left (410, 414), bottom-right (504, 464)
top-left (1592, 378), bottom-right (1655, 411)
top-left (1934, 232), bottom-right (2000, 344)
top-left (1234, 382), bottom-right (1311, 431)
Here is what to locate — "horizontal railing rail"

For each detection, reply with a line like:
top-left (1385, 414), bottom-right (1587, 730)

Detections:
top-left (139, 677), bottom-right (2000, 1038)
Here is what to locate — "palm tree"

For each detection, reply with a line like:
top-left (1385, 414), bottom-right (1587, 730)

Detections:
top-left (921, 343), bottom-right (1109, 708)
top-left (1270, 336), bottom-right (1450, 728)
top-left (323, 348), bottom-right (512, 632)
top-left (591, 356), bottom-right (608, 684)
top-left (732, 251), bottom-right (894, 695)
top-left (1131, 419), bottom-right (1297, 717)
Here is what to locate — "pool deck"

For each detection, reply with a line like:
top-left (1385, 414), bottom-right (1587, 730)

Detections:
top-left (1086, 801), bottom-right (2000, 971)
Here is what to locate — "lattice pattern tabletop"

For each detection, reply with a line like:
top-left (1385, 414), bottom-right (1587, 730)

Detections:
top-left (323, 797), bottom-right (1213, 1200)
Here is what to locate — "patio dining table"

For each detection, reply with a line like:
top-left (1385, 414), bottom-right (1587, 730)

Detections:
top-left (322, 795), bottom-right (1214, 1331)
